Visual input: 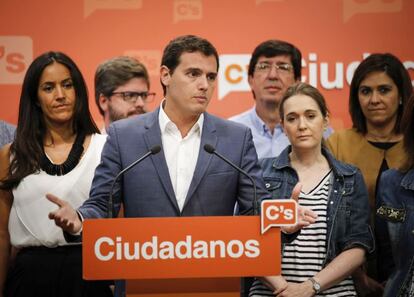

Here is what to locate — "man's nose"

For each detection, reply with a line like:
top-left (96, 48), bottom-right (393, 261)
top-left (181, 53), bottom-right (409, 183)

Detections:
top-left (198, 76), bottom-right (209, 90)
top-left (267, 65), bottom-right (280, 80)
top-left (134, 96), bottom-right (145, 107)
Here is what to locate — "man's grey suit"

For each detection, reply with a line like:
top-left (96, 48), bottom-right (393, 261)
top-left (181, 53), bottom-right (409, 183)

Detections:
top-left (78, 107), bottom-right (269, 219)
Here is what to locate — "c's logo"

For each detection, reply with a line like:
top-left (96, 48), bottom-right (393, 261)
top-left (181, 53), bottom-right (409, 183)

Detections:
top-left (261, 200), bottom-right (297, 234)
top-left (0, 36), bottom-right (32, 84)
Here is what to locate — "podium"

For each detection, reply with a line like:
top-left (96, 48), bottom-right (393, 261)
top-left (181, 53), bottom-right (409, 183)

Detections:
top-left (83, 216), bottom-right (281, 296)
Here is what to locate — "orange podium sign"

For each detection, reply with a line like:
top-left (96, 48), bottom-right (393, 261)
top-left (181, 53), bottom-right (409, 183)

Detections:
top-left (83, 215), bottom-right (281, 296)
top-left (83, 216), bottom-right (280, 280)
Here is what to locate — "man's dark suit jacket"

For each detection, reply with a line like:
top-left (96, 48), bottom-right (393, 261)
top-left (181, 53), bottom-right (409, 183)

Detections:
top-left (78, 107), bottom-right (270, 219)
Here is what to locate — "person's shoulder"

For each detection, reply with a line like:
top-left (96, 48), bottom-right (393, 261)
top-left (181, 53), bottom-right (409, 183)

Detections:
top-left (206, 112), bottom-right (250, 132)
top-left (259, 148), bottom-right (290, 175)
top-left (0, 120), bottom-right (16, 131)
top-left (333, 159), bottom-right (359, 176)
top-left (228, 108), bottom-right (253, 123)
top-left (323, 147), bottom-right (359, 175)
top-left (377, 169), bottom-right (407, 205)
top-left (0, 143), bottom-right (11, 167)
top-left (0, 121), bottom-right (16, 146)
top-left (326, 128), bottom-right (363, 155)
top-left (380, 168), bottom-right (404, 184)
top-left (91, 133), bottom-right (107, 145)
top-left (259, 157), bottom-right (276, 171)
top-left (328, 128), bottom-right (361, 141)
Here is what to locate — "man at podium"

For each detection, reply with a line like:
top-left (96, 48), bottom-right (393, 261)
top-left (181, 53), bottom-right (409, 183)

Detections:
top-left (48, 34), bottom-right (269, 221)
top-left (47, 36), bottom-right (275, 297)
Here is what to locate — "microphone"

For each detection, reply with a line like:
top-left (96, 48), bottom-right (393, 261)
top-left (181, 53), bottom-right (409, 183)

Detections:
top-left (203, 144), bottom-right (258, 215)
top-left (107, 145), bottom-right (161, 218)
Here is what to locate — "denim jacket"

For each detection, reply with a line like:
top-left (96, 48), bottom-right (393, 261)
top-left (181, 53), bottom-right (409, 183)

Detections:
top-left (376, 169), bottom-right (414, 297)
top-left (260, 146), bottom-right (374, 266)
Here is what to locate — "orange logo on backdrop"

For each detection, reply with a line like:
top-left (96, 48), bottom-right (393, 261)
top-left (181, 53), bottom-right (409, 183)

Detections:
top-left (124, 50), bottom-right (162, 77)
top-left (0, 36), bottom-right (32, 84)
top-left (261, 200), bottom-right (297, 234)
top-left (84, 0), bottom-right (143, 18)
top-left (343, 0), bottom-right (403, 22)
top-left (83, 216), bottom-right (281, 280)
top-left (173, 0), bottom-right (202, 23)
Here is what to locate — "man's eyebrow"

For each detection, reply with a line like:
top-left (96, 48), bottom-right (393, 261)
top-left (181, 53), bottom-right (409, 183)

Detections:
top-left (185, 67), bottom-right (202, 72)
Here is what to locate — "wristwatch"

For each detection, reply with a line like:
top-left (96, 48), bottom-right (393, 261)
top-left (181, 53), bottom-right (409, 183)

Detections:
top-left (309, 277), bottom-right (321, 293)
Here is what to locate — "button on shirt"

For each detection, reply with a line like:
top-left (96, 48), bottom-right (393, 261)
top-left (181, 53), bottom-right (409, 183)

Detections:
top-left (159, 104), bottom-right (203, 211)
top-left (229, 107), bottom-right (333, 159)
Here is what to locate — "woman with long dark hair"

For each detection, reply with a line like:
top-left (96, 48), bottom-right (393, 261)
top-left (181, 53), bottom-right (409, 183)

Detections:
top-left (0, 51), bottom-right (111, 297)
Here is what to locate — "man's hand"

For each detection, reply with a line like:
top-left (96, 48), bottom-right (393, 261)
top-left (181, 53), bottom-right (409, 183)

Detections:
top-left (47, 194), bottom-right (82, 234)
top-left (281, 183), bottom-right (317, 234)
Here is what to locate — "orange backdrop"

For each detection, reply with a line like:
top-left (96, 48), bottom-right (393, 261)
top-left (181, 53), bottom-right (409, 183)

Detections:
top-left (0, 0), bottom-right (413, 129)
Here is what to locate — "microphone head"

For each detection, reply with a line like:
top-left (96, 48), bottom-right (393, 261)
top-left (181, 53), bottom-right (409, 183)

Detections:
top-left (204, 144), bottom-right (215, 154)
top-left (150, 145), bottom-right (162, 154)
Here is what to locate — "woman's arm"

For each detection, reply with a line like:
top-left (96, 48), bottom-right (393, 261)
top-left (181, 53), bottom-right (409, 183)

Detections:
top-left (311, 247), bottom-right (365, 291)
top-left (0, 144), bottom-right (13, 295)
top-left (279, 247), bottom-right (365, 297)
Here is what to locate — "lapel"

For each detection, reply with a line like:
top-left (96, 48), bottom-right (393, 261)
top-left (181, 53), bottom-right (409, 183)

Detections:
top-left (143, 108), bottom-right (180, 212)
top-left (183, 113), bottom-right (218, 209)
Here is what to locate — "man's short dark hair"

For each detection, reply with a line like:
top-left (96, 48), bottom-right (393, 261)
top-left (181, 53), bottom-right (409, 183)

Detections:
top-left (248, 40), bottom-right (302, 80)
top-left (95, 56), bottom-right (150, 115)
top-left (160, 35), bottom-right (219, 95)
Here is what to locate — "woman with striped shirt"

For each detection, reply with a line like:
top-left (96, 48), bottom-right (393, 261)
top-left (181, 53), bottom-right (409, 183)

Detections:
top-left (250, 83), bottom-right (374, 297)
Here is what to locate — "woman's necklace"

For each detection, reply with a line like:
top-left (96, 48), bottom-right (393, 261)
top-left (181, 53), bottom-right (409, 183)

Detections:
top-left (40, 132), bottom-right (86, 176)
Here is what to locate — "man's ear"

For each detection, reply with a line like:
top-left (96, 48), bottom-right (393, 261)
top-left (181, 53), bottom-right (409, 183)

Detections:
top-left (160, 66), bottom-right (171, 88)
top-left (247, 74), bottom-right (254, 89)
top-left (98, 94), bottom-right (109, 113)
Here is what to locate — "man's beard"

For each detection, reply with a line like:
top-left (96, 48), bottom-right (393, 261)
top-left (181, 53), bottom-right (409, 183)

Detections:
top-left (109, 107), bottom-right (145, 123)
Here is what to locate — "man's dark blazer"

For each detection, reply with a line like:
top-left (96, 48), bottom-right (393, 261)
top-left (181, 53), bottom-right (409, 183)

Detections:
top-left (78, 107), bottom-right (269, 219)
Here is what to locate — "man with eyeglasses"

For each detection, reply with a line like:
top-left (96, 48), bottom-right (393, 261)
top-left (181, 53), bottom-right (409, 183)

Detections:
top-left (95, 56), bottom-right (155, 132)
top-left (230, 40), bottom-right (332, 159)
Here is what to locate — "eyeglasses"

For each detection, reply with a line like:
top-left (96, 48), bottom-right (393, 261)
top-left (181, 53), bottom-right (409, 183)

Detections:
top-left (110, 91), bottom-right (156, 103)
top-left (255, 62), bottom-right (293, 74)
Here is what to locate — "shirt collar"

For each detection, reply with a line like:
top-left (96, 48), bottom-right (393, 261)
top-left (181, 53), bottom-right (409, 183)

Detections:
top-left (159, 99), bottom-right (204, 136)
top-left (250, 106), bottom-right (283, 134)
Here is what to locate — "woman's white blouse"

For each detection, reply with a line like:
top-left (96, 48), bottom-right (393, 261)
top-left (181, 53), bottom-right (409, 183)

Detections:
top-left (9, 133), bottom-right (106, 248)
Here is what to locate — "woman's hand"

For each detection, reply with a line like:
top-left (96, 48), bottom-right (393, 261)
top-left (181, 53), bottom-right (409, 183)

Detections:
top-left (281, 183), bottom-right (318, 234)
top-left (261, 275), bottom-right (288, 295)
top-left (276, 281), bottom-right (315, 297)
